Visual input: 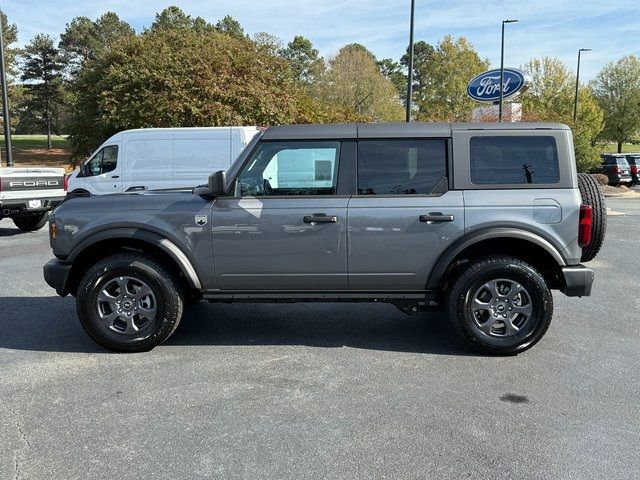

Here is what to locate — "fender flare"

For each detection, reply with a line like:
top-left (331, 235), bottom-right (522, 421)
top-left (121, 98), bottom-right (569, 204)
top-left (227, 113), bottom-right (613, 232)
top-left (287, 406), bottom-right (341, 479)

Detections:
top-left (425, 227), bottom-right (566, 290)
top-left (67, 228), bottom-right (202, 290)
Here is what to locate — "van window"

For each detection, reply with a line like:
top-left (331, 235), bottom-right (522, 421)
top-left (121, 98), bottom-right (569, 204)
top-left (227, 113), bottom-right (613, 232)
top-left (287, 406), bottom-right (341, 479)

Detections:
top-left (470, 136), bottom-right (559, 185)
top-left (84, 145), bottom-right (119, 177)
top-left (237, 141), bottom-right (340, 196)
top-left (357, 139), bottom-right (447, 195)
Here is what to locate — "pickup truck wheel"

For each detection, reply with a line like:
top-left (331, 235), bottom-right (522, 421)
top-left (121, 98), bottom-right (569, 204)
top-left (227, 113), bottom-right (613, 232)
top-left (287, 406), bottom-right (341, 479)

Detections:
top-left (446, 256), bottom-right (553, 355)
top-left (12, 212), bottom-right (49, 232)
top-left (577, 173), bottom-right (606, 262)
top-left (76, 253), bottom-right (184, 352)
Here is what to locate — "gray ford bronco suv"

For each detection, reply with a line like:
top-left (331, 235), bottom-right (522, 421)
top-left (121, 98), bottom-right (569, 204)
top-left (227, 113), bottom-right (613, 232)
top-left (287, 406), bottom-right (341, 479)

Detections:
top-left (43, 122), bottom-right (605, 354)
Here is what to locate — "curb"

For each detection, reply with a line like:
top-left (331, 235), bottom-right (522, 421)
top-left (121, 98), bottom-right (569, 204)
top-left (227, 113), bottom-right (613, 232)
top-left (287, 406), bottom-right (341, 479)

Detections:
top-left (603, 191), bottom-right (640, 198)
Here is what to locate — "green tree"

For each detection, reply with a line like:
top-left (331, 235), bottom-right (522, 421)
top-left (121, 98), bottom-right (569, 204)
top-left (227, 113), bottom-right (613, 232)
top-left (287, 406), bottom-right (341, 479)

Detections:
top-left (150, 6), bottom-right (198, 31)
top-left (315, 44), bottom-right (403, 121)
top-left (0, 12), bottom-right (21, 137)
top-left (215, 15), bottom-right (245, 39)
top-left (66, 28), bottom-right (333, 157)
top-left (377, 58), bottom-right (406, 102)
top-left (279, 36), bottom-right (324, 86)
top-left (522, 57), bottom-right (604, 172)
top-left (20, 34), bottom-right (65, 149)
top-left (59, 12), bottom-right (134, 72)
top-left (402, 36), bottom-right (489, 121)
top-left (591, 55), bottom-right (640, 152)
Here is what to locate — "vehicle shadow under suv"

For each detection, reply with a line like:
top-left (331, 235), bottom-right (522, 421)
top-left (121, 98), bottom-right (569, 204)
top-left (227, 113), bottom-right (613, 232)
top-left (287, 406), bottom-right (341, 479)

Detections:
top-left (0, 296), bottom-right (472, 356)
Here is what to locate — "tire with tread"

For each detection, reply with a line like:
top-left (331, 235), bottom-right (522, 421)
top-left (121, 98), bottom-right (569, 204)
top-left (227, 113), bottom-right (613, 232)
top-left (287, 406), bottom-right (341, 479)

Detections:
top-left (13, 212), bottom-right (49, 232)
top-left (76, 252), bottom-right (184, 352)
top-left (577, 173), bottom-right (606, 262)
top-left (446, 255), bottom-right (553, 355)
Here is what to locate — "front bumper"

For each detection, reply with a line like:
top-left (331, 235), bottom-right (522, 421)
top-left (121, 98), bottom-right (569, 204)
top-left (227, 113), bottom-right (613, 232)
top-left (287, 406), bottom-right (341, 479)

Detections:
top-left (43, 258), bottom-right (72, 297)
top-left (561, 265), bottom-right (594, 297)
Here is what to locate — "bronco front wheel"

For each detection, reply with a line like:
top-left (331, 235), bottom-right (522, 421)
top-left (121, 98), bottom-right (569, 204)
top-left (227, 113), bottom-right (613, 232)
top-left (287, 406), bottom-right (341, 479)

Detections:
top-left (76, 253), bottom-right (184, 352)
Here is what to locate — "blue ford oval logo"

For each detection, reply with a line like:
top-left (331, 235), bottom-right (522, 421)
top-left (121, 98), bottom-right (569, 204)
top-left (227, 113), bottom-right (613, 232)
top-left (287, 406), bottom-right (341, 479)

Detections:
top-left (467, 68), bottom-right (526, 102)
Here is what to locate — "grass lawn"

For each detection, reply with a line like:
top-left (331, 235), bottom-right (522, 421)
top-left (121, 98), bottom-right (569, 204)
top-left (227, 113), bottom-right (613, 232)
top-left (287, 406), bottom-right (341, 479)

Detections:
top-left (599, 143), bottom-right (640, 154)
top-left (1, 134), bottom-right (73, 171)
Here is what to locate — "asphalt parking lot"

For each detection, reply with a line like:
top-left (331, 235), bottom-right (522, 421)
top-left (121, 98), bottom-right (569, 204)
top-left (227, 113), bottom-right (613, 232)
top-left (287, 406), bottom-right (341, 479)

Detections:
top-left (1, 197), bottom-right (639, 480)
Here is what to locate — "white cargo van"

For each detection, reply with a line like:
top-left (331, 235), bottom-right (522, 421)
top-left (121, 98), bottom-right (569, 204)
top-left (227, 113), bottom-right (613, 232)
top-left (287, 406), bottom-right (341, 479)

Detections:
top-left (67, 126), bottom-right (260, 195)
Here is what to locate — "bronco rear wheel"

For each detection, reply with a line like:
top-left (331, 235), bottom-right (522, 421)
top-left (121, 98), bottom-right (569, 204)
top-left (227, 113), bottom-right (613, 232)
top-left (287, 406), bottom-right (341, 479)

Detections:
top-left (76, 253), bottom-right (184, 352)
top-left (577, 173), bottom-right (606, 262)
top-left (446, 256), bottom-right (553, 355)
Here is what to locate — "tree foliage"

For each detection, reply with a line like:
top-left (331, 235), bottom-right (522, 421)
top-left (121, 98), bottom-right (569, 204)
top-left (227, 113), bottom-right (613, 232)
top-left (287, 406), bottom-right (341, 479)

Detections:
top-left (66, 28), bottom-right (349, 157)
top-left (60, 12), bottom-right (134, 73)
top-left (314, 44), bottom-right (403, 122)
top-left (591, 55), bottom-right (640, 152)
top-left (279, 36), bottom-right (324, 86)
top-left (522, 57), bottom-right (604, 172)
top-left (20, 34), bottom-right (65, 148)
top-left (403, 36), bottom-right (489, 121)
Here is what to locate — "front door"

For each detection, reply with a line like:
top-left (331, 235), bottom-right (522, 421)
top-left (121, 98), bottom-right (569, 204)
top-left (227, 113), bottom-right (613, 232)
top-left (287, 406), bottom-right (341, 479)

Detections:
top-left (211, 140), bottom-right (348, 291)
top-left (83, 144), bottom-right (122, 195)
top-left (347, 138), bottom-right (465, 291)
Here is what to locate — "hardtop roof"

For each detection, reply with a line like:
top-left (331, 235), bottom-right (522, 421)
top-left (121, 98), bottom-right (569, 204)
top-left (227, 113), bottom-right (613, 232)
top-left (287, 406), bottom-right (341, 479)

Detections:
top-left (262, 122), bottom-right (570, 140)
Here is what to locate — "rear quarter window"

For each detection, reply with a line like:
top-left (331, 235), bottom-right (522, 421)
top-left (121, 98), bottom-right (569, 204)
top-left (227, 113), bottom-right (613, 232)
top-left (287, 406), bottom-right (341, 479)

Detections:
top-left (470, 136), bottom-right (560, 185)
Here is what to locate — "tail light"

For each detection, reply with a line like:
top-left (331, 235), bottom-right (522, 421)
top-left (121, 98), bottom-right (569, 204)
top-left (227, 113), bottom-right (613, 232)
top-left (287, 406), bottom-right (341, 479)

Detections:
top-left (63, 175), bottom-right (68, 192)
top-left (578, 204), bottom-right (593, 247)
top-left (613, 165), bottom-right (620, 174)
top-left (631, 166), bottom-right (638, 175)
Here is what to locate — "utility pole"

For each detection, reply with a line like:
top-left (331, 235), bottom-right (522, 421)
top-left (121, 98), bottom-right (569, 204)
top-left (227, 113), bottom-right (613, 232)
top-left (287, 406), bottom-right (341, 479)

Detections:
top-left (0, 8), bottom-right (13, 166)
top-left (573, 48), bottom-right (591, 121)
top-left (405, 0), bottom-right (416, 122)
top-left (499, 19), bottom-right (518, 122)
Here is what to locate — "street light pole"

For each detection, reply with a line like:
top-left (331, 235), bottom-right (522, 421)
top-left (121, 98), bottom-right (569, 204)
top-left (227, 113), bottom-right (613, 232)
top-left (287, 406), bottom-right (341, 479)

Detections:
top-left (499, 19), bottom-right (518, 122)
top-left (0, 9), bottom-right (13, 166)
top-left (573, 48), bottom-right (591, 121)
top-left (405, 0), bottom-right (416, 122)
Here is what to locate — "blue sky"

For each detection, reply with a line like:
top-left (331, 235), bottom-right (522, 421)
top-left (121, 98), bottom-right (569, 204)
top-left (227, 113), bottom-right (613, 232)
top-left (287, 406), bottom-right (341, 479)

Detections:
top-left (4, 0), bottom-right (640, 81)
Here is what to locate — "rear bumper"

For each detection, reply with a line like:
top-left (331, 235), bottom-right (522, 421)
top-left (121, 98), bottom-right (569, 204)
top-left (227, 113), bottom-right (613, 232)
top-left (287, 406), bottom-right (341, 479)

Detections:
top-left (43, 258), bottom-right (71, 297)
top-left (0, 196), bottom-right (65, 217)
top-left (561, 265), bottom-right (594, 297)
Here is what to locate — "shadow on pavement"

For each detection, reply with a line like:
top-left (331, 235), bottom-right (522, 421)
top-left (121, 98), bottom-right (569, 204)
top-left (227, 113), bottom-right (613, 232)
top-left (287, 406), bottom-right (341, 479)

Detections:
top-left (0, 226), bottom-right (25, 237)
top-left (0, 296), bottom-right (472, 356)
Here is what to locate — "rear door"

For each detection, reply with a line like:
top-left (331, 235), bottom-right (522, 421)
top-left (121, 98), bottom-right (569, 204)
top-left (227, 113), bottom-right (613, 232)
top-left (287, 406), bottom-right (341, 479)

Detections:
top-left (211, 139), bottom-right (350, 291)
top-left (347, 137), bottom-right (465, 290)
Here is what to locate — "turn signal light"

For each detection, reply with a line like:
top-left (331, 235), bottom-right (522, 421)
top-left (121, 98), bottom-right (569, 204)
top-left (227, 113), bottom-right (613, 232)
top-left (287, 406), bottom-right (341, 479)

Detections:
top-left (50, 222), bottom-right (57, 240)
top-left (578, 204), bottom-right (593, 247)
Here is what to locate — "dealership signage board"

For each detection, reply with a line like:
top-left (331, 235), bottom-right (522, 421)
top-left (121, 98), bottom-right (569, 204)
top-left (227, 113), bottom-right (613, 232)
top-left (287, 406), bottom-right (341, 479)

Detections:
top-left (467, 68), bottom-right (526, 102)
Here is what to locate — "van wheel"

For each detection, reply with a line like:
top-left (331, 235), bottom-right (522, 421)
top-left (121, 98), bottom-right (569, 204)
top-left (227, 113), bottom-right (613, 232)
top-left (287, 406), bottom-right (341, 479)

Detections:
top-left (76, 253), bottom-right (184, 352)
top-left (446, 256), bottom-right (553, 355)
top-left (577, 173), bottom-right (606, 262)
top-left (13, 212), bottom-right (49, 232)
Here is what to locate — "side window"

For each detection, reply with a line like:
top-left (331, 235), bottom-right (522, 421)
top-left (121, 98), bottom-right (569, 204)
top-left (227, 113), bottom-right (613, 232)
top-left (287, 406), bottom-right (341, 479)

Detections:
top-left (237, 141), bottom-right (340, 196)
top-left (470, 136), bottom-right (560, 185)
top-left (101, 145), bottom-right (119, 174)
top-left (357, 139), bottom-right (447, 195)
top-left (85, 149), bottom-right (104, 177)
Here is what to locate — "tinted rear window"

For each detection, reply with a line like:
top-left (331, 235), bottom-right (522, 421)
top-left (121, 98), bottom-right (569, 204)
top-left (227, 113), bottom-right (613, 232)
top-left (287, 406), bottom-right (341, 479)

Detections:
top-left (470, 136), bottom-right (560, 185)
top-left (357, 139), bottom-right (447, 195)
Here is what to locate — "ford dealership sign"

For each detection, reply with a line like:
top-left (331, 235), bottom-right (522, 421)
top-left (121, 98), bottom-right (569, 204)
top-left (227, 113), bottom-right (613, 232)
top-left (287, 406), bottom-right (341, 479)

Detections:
top-left (467, 68), bottom-right (526, 102)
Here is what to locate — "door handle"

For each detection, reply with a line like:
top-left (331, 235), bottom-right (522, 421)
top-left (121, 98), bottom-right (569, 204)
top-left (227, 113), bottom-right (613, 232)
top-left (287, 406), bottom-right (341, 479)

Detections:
top-left (419, 213), bottom-right (455, 223)
top-left (111, 175), bottom-right (120, 178)
top-left (303, 214), bottom-right (338, 224)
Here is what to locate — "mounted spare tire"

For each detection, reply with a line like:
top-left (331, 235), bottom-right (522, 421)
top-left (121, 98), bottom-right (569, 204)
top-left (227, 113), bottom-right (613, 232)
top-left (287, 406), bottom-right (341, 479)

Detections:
top-left (577, 173), bottom-right (606, 262)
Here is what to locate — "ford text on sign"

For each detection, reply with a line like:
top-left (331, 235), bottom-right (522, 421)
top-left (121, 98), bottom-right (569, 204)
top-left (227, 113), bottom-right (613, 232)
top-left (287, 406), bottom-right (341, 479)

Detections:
top-left (467, 68), bottom-right (526, 102)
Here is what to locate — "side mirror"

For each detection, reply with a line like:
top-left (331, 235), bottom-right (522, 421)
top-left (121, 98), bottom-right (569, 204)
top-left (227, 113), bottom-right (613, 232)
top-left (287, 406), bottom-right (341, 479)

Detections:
top-left (193, 170), bottom-right (226, 198)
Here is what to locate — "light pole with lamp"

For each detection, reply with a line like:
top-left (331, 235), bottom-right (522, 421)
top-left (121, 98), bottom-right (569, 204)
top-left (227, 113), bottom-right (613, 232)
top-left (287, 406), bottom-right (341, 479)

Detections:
top-left (406, 0), bottom-right (416, 122)
top-left (499, 19), bottom-right (518, 122)
top-left (573, 48), bottom-right (591, 121)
